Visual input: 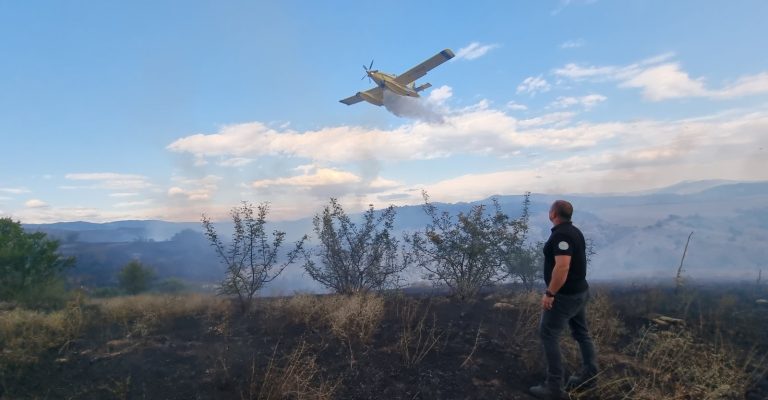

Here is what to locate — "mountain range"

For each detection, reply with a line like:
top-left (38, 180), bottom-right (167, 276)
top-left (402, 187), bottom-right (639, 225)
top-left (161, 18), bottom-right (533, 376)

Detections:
top-left (23, 180), bottom-right (768, 293)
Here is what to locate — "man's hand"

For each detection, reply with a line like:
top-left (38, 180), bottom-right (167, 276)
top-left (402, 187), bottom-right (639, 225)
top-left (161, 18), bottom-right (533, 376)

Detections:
top-left (541, 293), bottom-right (554, 310)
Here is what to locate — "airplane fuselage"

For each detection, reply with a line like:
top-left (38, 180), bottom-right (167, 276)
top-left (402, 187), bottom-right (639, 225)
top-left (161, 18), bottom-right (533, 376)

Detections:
top-left (367, 71), bottom-right (419, 97)
top-left (339, 48), bottom-right (453, 107)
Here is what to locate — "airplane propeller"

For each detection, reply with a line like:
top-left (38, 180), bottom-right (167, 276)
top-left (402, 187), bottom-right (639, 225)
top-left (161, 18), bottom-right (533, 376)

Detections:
top-left (361, 59), bottom-right (375, 82)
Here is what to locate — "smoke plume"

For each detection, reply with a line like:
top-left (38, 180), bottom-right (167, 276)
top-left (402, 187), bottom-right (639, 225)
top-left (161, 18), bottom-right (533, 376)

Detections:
top-left (382, 90), bottom-right (446, 123)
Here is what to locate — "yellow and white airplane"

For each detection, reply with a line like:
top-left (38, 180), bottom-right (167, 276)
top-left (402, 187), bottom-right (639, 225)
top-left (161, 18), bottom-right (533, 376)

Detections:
top-left (340, 49), bottom-right (455, 106)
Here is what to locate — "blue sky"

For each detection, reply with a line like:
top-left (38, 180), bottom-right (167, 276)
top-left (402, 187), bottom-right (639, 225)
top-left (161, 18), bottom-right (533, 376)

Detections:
top-left (1, 0), bottom-right (767, 222)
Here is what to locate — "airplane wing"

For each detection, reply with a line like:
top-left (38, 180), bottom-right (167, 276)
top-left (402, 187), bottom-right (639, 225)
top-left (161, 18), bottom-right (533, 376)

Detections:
top-left (340, 93), bottom-right (364, 105)
top-left (394, 49), bottom-right (455, 85)
top-left (339, 87), bottom-right (384, 106)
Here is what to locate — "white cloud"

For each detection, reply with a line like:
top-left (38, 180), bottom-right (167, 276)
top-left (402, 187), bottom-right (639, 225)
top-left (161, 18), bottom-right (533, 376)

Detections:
top-left (25, 199), bottom-right (49, 208)
top-left (65, 172), bottom-right (153, 190)
top-left (554, 54), bottom-right (768, 101)
top-left (712, 72), bottom-right (768, 99)
top-left (560, 39), bottom-right (585, 49)
top-left (427, 85), bottom-right (453, 105)
top-left (168, 105), bottom-right (620, 167)
top-left (550, 94), bottom-right (607, 110)
top-left (506, 101), bottom-right (528, 111)
top-left (218, 157), bottom-right (254, 167)
top-left (516, 75), bottom-right (551, 95)
top-left (554, 63), bottom-right (610, 80)
top-left (369, 177), bottom-right (401, 189)
top-left (114, 200), bottom-right (153, 208)
top-left (517, 112), bottom-right (576, 128)
top-left (252, 167), bottom-right (361, 189)
top-left (553, 53), bottom-right (676, 81)
top-left (455, 42), bottom-right (500, 61)
top-left (167, 175), bottom-right (221, 201)
top-left (8, 99), bottom-right (768, 223)
top-left (0, 187), bottom-right (30, 195)
top-left (419, 111), bottom-right (768, 202)
top-left (109, 192), bottom-right (140, 198)
top-left (620, 63), bottom-right (707, 100)
top-left (158, 92), bottom-right (768, 221)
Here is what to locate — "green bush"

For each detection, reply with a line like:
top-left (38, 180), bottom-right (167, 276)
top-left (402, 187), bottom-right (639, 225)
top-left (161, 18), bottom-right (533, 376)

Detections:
top-left (13, 278), bottom-right (72, 310)
top-left (117, 260), bottom-right (155, 295)
top-left (0, 218), bottom-right (75, 307)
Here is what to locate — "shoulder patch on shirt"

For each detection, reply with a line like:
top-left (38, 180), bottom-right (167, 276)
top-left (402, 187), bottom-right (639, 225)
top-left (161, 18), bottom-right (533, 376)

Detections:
top-left (558, 241), bottom-right (569, 251)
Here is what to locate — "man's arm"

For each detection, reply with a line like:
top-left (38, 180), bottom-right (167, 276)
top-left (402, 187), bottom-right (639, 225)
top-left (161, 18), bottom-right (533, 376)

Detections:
top-left (542, 255), bottom-right (571, 310)
top-left (547, 255), bottom-right (571, 294)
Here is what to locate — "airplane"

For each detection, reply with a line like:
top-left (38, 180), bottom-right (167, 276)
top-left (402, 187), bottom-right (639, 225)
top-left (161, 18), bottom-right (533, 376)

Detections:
top-left (340, 49), bottom-right (455, 106)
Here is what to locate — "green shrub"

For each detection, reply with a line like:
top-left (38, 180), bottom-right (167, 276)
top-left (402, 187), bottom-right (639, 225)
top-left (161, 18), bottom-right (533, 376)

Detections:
top-left (0, 218), bottom-right (75, 307)
top-left (117, 260), bottom-right (155, 295)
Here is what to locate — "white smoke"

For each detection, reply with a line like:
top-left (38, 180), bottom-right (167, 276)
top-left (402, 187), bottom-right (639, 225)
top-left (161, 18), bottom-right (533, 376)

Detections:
top-left (382, 89), bottom-right (446, 124)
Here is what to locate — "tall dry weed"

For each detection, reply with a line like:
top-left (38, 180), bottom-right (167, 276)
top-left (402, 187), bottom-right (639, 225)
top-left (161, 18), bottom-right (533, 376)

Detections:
top-left (241, 341), bottom-right (339, 400)
top-left (281, 294), bottom-right (325, 327)
top-left (324, 294), bottom-right (384, 345)
top-left (396, 298), bottom-right (443, 367)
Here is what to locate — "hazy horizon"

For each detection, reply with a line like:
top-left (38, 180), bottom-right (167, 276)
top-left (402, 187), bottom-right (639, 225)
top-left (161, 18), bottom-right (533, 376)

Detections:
top-left (2, 1), bottom-right (767, 224)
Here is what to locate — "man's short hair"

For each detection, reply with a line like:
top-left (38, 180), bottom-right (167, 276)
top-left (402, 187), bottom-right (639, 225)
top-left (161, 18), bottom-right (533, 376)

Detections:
top-left (551, 200), bottom-right (573, 221)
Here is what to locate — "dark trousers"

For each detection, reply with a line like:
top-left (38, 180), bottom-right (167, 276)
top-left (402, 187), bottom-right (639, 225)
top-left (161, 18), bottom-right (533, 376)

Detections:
top-left (539, 289), bottom-right (598, 389)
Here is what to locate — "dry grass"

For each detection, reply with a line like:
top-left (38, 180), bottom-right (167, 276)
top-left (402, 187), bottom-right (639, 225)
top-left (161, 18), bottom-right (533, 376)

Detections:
top-left (94, 293), bottom-right (229, 337)
top-left (0, 294), bottom-right (86, 367)
top-left (396, 298), bottom-right (443, 367)
top-left (324, 294), bottom-right (384, 345)
top-left (583, 291), bottom-right (625, 348)
top-left (241, 341), bottom-right (339, 400)
top-left (278, 293), bottom-right (326, 327)
top-left (495, 291), bottom-right (544, 371)
top-left (497, 290), bottom-right (626, 377)
top-left (267, 293), bottom-right (385, 368)
top-left (576, 326), bottom-right (759, 400)
top-left (271, 293), bottom-right (385, 344)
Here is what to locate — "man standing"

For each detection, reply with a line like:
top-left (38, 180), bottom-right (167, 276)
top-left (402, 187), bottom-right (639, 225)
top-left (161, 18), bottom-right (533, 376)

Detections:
top-left (530, 200), bottom-right (598, 399)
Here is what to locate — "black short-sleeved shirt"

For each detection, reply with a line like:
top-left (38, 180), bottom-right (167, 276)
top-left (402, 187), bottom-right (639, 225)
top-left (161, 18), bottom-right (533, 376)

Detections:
top-left (543, 221), bottom-right (588, 295)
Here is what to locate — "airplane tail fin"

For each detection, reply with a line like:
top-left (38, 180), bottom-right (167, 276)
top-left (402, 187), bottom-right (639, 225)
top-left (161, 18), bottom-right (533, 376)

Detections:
top-left (414, 83), bottom-right (432, 92)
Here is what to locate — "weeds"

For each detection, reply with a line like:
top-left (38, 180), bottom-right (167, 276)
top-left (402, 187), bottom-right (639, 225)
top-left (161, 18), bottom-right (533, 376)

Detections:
top-left (241, 341), bottom-right (339, 400)
top-left (397, 298), bottom-right (443, 367)
top-left (0, 293), bottom-right (87, 367)
top-left (1, 287), bottom-right (764, 399)
top-left (576, 326), bottom-right (755, 399)
top-left (460, 322), bottom-right (484, 368)
top-left (96, 293), bottom-right (228, 337)
top-left (325, 294), bottom-right (384, 367)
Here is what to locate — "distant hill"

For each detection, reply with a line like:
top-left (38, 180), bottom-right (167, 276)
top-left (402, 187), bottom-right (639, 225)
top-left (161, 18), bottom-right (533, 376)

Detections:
top-left (23, 180), bottom-right (768, 291)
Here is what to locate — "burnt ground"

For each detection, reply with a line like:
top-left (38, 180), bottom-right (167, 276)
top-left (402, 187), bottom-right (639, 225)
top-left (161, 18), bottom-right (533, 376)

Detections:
top-left (3, 295), bottom-right (546, 400)
top-left (2, 285), bottom-right (768, 400)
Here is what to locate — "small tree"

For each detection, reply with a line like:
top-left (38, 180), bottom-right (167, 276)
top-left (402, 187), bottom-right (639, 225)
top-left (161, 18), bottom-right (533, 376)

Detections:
top-left (507, 242), bottom-right (544, 291)
top-left (0, 218), bottom-right (75, 304)
top-left (303, 198), bottom-right (406, 294)
top-left (202, 201), bottom-right (306, 311)
top-left (405, 192), bottom-right (508, 301)
top-left (118, 260), bottom-right (155, 295)
top-left (493, 193), bottom-right (543, 290)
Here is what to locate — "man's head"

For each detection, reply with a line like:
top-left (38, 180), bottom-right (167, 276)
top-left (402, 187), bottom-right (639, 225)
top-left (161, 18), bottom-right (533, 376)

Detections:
top-left (549, 200), bottom-right (573, 225)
